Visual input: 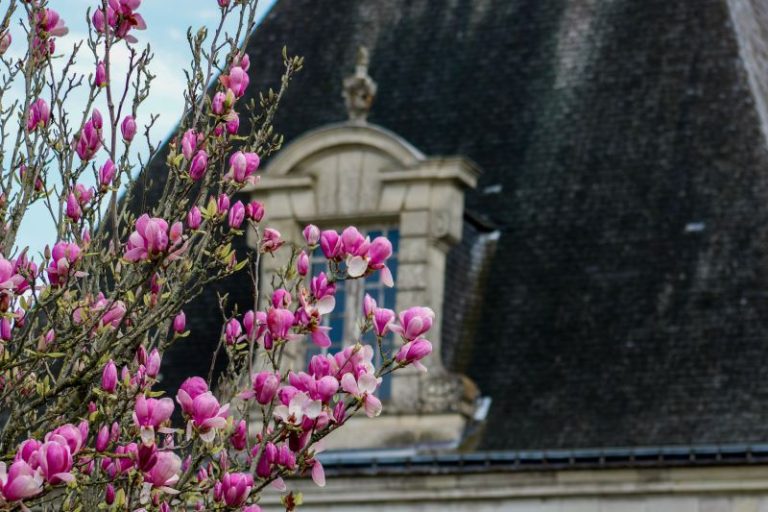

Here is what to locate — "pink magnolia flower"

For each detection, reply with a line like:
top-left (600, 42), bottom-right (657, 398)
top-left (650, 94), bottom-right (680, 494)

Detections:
top-left (276, 444), bottom-right (296, 469)
top-left (146, 348), bottom-right (161, 378)
top-left (254, 442), bottom-right (277, 478)
top-left (230, 420), bottom-right (247, 451)
top-left (219, 66), bottom-right (250, 98)
top-left (36, 441), bottom-right (74, 484)
top-left (98, 159), bottom-right (116, 190)
top-left (65, 192), bottom-right (82, 222)
top-left (96, 425), bottom-right (110, 452)
top-left (225, 111), bottom-right (240, 134)
top-left (297, 250), bottom-right (309, 276)
top-left (46, 241), bottom-right (81, 286)
top-left (91, 108), bottom-right (103, 130)
top-left (320, 230), bottom-right (342, 259)
top-left (102, 360), bottom-right (117, 393)
top-left (228, 201), bottom-right (245, 229)
top-left (303, 224), bottom-right (320, 246)
top-left (217, 194), bottom-right (230, 215)
top-left (266, 307), bottom-right (295, 341)
top-left (212, 91), bottom-right (227, 115)
top-left (133, 395), bottom-right (174, 444)
top-left (121, 115), bottom-right (137, 141)
top-left (341, 226), bottom-right (368, 257)
top-left (310, 272), bottom-right (336, 314)
top-left (180, 129), bottom-right (198, 160)
top-left (0, 33), bottom-right (10, 55)
top-left (395, 338), bottom-right (433, 372)
top-left (308, 354), bottom-right (332, 378)
top-left (0, 257), bottom-right (25, 291)
top-left (173, 311), bottom-right (186, 333)
top-left (373, 308), bottom-right (395, 337)
top-left (105, 483), bottom-right (115, 504)
top-left (187, 206), bottom-right (202, 229)
top-left (176, 376), bottom-right (209, 416)
top-left (271, 289), bottom-right (292, 309)
top-left (188, 391), bottom-right (229, 442)
top-left (75, 118), bottom-right (102, 161)
top-left (0, 460), bottom-right (43, 501)
top-left (124, 214), bottom-right (184, 262)
top-left (341, 372), bottom-right (382, 418)
top-left (260, 228), bottom-right (284, 253)
top-left (367, 236), bottom-right (395, 286)
top-left (346, 235), bottom-right (394, 286)
top-left (225, 318), bottom-right (242, 345)
top-left (225, 151), bottom-right (259, 183)
top-left (189, 150), bottom-right (208, 180)
top-left (26, 98), bottom-right (50, 132)
top-left (145, 451), bottom-right (181, 493)
top-left (363, 293), bottom-right (377, 318)
top-left (233, 52), bottom-right (250, 71)
top-left (273, 391), bottom-right (321, 426)
top-left (240, 371), bottom-right (280, 405)
top-left (46, 422), bottom-right (87, 456)
top-left (390, 306), bottom-right (435, 340)
top-left (93, 0), bottom-right (147, 43)
top-left (217, 472), bottom-right (253, 507)
top-left (35, 8), bottom-right (69, 37)
top-left (243, 310), bottom-right (267, 342)
top-left (14, 440), bottom-right (41, 467)
top-left (95, 60), bottom-right (107, 87)
top-left (245, 200), bottom-right (264, 222)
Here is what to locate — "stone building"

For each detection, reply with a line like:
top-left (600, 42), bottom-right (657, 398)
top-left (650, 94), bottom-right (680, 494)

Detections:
top-left (151, 0), bottom-right (768, 509)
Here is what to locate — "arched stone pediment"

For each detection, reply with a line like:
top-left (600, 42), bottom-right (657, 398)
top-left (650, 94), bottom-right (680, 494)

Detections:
top-left (251, 122), bottom-right (479, 224)
top-left (265, 122), bottom-right (426, 176)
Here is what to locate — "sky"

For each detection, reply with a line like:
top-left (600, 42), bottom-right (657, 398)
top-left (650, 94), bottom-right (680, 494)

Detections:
top-left (4, 0), bottom-right (278, 254)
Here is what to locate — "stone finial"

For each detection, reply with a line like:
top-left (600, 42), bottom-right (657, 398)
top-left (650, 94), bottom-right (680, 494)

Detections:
top-left (342, 46), bottom-right (377, 123)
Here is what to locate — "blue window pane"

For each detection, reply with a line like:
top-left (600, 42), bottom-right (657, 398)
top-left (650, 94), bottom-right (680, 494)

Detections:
top-left (388, 229), bottom-right (400, 253)
top-left (387, 258), bottom-right (398, 283)
top-left (383, 287), bottom-right (397, 309)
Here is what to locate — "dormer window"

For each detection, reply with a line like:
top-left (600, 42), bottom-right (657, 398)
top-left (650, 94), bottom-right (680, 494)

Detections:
top-left (246, 121), bottom-right (479, 450)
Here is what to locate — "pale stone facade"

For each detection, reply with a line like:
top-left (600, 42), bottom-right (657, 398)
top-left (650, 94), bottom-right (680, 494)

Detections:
top-left (246, 121), bottom-right (481, 450)
top-left (260, 465), bottom-right (768, 512)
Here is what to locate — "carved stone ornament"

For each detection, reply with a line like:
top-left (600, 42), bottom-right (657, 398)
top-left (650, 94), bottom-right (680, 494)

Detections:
top-left (342, 46), bottom-right (378, 123)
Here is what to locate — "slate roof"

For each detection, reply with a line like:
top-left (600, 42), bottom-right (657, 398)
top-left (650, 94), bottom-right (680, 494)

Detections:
top-left (154, 0), bottom-right (768, 450)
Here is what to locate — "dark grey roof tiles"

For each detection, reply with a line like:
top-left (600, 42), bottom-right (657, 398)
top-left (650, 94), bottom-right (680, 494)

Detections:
top-left (158, 0), bottom-right (768, 450)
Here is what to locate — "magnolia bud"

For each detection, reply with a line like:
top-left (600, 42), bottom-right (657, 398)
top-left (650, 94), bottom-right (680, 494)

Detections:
top-left (303, 224), bottom-right (320, 245)
top-left (187, 206), bottom-right (202, 230)
top-left (173, 311), bottom-right (186, 334)
top-left (105, 483), bottom-right (115, 505)
top-left (101, 360), bottom-right (117, 393)
top-left (121, 115), bottom-right (137, 142)
top-left (146, 349), bottom-right (161, 379)
top-left (297, 250), bottom-right (309, 276)
top-left (95, 61), bottom-right (107, 87)
top-left (96, 425), bottom-right (109, 452)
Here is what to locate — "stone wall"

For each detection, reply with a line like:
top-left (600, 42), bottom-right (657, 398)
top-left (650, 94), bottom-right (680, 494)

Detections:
top-left (261, 465), bottom-right (768, 511)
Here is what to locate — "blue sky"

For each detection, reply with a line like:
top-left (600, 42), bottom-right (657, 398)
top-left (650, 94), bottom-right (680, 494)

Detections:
top-left (5, 0), bottom-right (277, 254)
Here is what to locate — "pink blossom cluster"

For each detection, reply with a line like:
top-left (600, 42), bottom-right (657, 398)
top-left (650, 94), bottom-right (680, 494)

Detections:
top-left (306, 224), bottom-right (395, 286)
top-left (74, 110), bottom-right (103, 161)
top-left (30, 7), bottom-right (68, 59)
top-left (92, 0), bottom-right (147, 43)
top-left (124, 214), bottom-right (185, 262)
top-left (0, 422), bottom-right (86, 503)
top-left (0, 1), bottom-right (442, 508)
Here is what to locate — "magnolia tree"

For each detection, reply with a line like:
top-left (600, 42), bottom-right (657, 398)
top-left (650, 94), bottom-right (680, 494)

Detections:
top-left (0, 0), bottom-right (435, 510)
